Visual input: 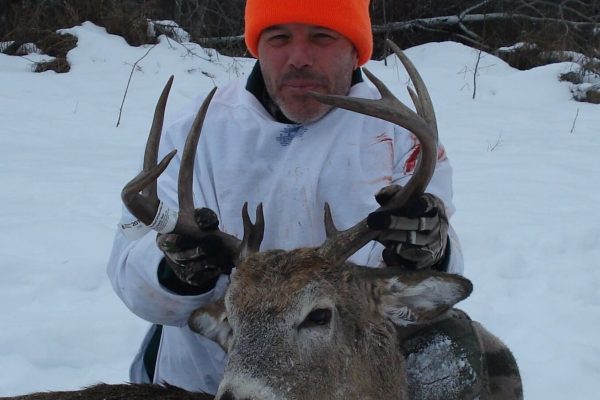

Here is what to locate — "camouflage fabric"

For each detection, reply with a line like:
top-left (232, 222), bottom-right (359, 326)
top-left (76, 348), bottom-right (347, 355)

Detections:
top-left (401, 309), bottom-right (486, 400)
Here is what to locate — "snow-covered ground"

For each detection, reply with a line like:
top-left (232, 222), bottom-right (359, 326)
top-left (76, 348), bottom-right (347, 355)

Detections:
top-left (1, 22), bottom-right (598, 398)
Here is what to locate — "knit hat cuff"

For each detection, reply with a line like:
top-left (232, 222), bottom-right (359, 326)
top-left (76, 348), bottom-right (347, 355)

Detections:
top-left (244, 0), bottom-right (373, 66)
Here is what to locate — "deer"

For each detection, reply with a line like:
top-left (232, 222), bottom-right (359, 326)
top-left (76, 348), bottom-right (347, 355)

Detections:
top-left (2, 41), bottom-right (522, 400)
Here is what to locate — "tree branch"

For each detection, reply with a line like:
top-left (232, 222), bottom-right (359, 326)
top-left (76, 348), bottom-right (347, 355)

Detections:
top-left (372, 12), bottom-right (598, 35)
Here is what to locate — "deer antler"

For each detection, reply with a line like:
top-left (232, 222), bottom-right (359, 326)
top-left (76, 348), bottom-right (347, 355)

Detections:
top-left (311, 40), bottom-right (439, 266)
top-left (121, 77), bottom-right (264, 261)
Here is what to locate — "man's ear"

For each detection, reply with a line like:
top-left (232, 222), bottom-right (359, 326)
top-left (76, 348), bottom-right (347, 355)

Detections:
top-left (188, 298), bottom-right (232, 352)
top-left (365, 269), bottom-right (473, 326)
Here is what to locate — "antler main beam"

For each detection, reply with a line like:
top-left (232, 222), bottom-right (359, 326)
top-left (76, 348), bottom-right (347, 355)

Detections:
top-left (311, 40), bottom-right (439, 265)
top-left (121, 75), bottom-right (175, 224)
top-left (121, 77), bottom-right (264, 261)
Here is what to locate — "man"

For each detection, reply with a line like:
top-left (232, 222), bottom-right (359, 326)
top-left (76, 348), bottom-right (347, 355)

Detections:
top-left (107, 0), bottom-right (463, 394)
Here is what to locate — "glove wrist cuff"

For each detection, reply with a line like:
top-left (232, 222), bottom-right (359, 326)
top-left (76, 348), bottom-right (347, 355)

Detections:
top-left (429, 238), bottom-right (451, 272)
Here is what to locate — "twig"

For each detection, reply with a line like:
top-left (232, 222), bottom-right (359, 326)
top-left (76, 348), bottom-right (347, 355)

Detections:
top-left (570, 108), bottom-right (580, 133)
top-left (177, 41), bottom-right (213, 62)
top-left (488, 134), bottom-right (503, 152)
top-left (459, 0), bottom-right (494, 20)
top-left (116, 44), bottom-right (157, 128)
top-left (473, 49), bottom-right (482, 99)
top-left (451, 32), bottom-right (490, 50)
top-left (18, 55), bottom-right (37, 63)
top-left (457, 0), bottom-right (491, 42)
top-left (458, 21), bottom-right (483, 42)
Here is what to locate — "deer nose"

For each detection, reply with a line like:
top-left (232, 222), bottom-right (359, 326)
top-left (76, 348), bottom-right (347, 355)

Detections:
top-left (218, 391), bottom-right (233, 400)
top-left (218, 391), bottom-right (234, 400)
top-left (217, 391), bottom-right (252, 400)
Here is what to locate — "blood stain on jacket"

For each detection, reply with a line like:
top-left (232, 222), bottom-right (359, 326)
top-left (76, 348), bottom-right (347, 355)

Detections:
top-left (404, 135), bottom-right (447, 174)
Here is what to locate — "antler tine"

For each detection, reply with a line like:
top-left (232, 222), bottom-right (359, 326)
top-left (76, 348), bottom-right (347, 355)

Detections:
top-left (407, 86), bottom-right (424, 122)
top-left (311, 69), bottom-right (418, 129)
top-left (122, 76), bottom-right (175, 225)
top-left (144, 75), bottom-right (174, 198)
top-left (168, 87), bottom-right (245, 257)
top-left (311, 41), bottom-right (439, 266)
top-left (323, 202), bottom-right (339, 238)
top-left (386, 39), bottom-right (438, 138)
top-left (178, 87), bottom-right (217, 215)
top-left (240, 202), bottom-right (265, 258)
top-left (121, 150), bottom-right (177, 224)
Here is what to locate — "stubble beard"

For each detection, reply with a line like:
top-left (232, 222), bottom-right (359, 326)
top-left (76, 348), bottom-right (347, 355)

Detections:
top-left (275, 92), bottom-right (331, 124)
top-left (265, 68), bottom-right (354, 124)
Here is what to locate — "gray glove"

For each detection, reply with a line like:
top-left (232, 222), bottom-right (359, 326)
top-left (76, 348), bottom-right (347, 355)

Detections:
top-left (156, 208), bottom-right (233, 289)
top-left (367, 185), bottom-right (449, 270)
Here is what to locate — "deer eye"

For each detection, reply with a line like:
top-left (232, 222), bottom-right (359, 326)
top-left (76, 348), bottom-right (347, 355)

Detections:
top-left (300, 308), bottom-right (332, 329)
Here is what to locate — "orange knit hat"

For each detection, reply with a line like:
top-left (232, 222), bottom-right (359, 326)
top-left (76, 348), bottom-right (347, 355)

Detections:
top-left (244, 0), bottom-right (373, 66)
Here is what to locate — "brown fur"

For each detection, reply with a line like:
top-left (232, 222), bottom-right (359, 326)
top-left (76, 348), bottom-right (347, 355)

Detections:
top-left (0, 383), bottom-right (213, 400)
top-left (207, 248), bottom-right (476, 400)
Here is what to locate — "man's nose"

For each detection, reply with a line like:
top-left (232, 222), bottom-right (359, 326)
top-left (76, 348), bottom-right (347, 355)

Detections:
top-left (287, 41), bottom-right (314, 69)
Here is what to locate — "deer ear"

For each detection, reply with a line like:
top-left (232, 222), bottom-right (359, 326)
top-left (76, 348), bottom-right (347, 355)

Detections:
top-left (188, 299), bottom-right (232, 352)
top-left (370, 270), bottom-right (472, 326)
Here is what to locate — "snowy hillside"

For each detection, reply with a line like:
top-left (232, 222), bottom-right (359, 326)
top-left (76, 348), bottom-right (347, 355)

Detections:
top-left (1, 22), bottom-right (598, 398)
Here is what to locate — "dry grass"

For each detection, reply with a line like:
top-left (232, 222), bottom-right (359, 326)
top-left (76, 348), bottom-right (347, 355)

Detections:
top-left (34, 58), bottom-right (71, 73)
top-left (1, 0), bottom-right (162, 72)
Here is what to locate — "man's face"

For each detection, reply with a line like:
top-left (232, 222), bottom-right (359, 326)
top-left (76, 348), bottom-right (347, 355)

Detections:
top-left (257, 23), bottom-right (359, 124)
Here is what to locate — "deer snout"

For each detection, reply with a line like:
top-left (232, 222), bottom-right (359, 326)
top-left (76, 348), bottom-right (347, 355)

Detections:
top-left (217, 391), bottom-right (251, 400)
top-left (216, 388), bottom-right (269, 400)
top-left (215, 375), bottom-right (281, 400)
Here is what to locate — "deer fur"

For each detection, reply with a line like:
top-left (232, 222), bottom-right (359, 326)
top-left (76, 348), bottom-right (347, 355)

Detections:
top-left (187, 248), bottom-right (523, 400)
top-left (0, 383), bottom-right (212, 400)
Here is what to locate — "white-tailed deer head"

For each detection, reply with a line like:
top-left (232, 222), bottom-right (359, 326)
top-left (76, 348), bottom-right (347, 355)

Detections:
top-left (192, 252), bottom-right (471, 400)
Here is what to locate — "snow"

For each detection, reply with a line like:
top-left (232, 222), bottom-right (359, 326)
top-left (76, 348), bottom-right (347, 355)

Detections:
top-left (405, 333), bottom-right (476, 399)
top-left (1, 21), bottom-right (599, 398)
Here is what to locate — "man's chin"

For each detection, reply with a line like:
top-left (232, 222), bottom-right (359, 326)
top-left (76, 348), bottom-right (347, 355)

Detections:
top-left (280, 103), bottom-right (332, 124)
top-left (274, 94), bottom-right (330, 123)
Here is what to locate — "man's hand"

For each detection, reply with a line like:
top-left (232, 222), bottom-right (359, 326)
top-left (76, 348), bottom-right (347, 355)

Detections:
top-left (367, 185), bottom-right (449, 270)
top-left (156, 208), bottom-right (234, 289)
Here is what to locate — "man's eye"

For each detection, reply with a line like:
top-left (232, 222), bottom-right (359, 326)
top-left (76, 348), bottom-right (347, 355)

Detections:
top-left (312, 33), bottom-right (336, 44)
top-left (267, 34), bottom-right (289, 44)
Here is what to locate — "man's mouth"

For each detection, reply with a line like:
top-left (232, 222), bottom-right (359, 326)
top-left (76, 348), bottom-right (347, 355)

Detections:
top-left (283, 80), bottom-right (322, 91)
top-left (281, 80), bottom-right (324, 97)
